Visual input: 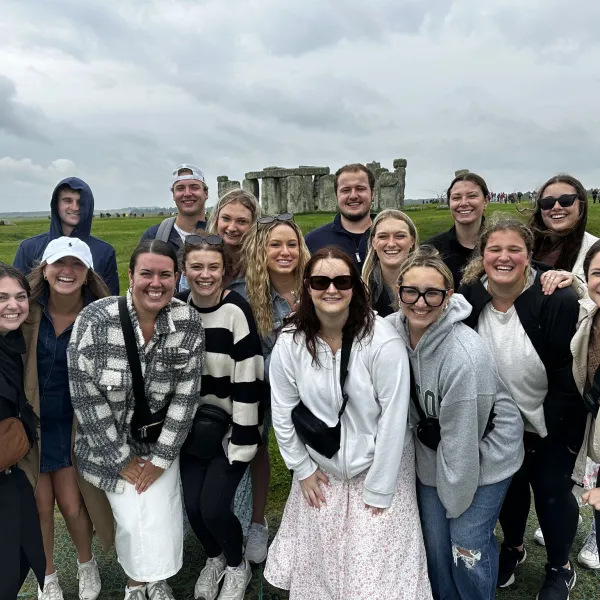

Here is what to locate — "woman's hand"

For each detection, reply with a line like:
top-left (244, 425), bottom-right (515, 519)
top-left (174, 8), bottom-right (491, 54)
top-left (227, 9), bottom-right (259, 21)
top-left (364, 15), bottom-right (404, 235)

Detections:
top-left (119, 456), bottom-right (144, 486)
top-left (299, 469), bottom-right (329, 508)
top-left (365, 504), bottom-right (385, 515)
top-left (135, 460), bottom-right (165, 494)
top-left (540, 270), bottom-right (573, 295)
top-left (582, 488), bottom-right (600, 511)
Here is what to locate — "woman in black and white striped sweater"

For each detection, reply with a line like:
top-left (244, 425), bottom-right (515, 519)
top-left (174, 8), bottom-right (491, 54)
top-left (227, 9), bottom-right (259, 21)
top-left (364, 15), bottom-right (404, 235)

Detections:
top-left (177, 233), bottom-right (264, 600)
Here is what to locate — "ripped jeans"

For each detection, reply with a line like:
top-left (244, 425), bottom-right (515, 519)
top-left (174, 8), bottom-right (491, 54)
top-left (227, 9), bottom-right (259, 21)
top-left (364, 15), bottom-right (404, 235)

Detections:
top-left (417, 478), bottom-right (511, 600)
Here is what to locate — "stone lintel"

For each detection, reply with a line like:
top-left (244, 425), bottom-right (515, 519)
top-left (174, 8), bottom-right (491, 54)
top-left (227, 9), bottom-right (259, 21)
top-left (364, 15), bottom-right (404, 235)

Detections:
top-left (244, 166), bottom-right (330, 180)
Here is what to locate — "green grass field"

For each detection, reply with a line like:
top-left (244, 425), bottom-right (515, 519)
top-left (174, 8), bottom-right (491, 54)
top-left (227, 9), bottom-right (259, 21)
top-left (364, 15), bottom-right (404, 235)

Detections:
top-left (3, 204), bottom-right (600, 598)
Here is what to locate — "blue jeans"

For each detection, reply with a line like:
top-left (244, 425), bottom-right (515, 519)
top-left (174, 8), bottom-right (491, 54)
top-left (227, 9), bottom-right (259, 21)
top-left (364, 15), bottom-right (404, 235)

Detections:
top-left (417, 478), bottom-right (511, 600)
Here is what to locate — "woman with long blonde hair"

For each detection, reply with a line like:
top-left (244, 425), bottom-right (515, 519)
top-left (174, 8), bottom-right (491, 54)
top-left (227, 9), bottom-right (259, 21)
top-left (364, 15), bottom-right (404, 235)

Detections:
top-left (362, 209), bottom-right (418, 316)
top-left (230, 213), bottom-right (310, 564)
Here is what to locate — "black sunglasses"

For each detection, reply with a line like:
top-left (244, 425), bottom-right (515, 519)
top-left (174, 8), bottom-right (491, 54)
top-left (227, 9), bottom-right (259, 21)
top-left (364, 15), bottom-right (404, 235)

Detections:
top-left (538, 194), bottom-right (578, 211)
top-left (308, 275), bottom-right (353, 291)
top-left (399, 286), bottom-right (448, 308)
top-left (257, 213), bottom-right (294, 225)
top-left (185, 234), bottom-right (223, 247)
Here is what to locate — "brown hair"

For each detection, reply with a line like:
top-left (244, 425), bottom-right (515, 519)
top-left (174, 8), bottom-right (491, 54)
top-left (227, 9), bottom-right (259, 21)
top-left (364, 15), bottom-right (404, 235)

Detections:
top-left (398, 245), bottom-right (454, 291)
top-left (179, 235), bottom-right (233, 281)
top-left (583, 239), bottom-right (600, 282)
top-left (0, 263), bottom-right (31, 296)
top-left (206, 189), bottom-right (261, 234)
top-left (334, 163), bottom-right (375, 194)
top-left (446, 172), bottom-right (490, 202)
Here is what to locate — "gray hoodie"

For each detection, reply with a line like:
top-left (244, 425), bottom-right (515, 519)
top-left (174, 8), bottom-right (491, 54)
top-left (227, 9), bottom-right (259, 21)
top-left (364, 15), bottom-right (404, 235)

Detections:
top-left (387, 293), bottom-right (524, 518)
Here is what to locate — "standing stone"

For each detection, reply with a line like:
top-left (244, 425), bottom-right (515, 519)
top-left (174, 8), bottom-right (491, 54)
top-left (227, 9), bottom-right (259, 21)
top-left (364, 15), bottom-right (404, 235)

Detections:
top-left (315, 174), bottom-right (337, 212)
top-left (242, 179), bottom-right (259, 198)
top-left (262, 177), bottom-right (286, 215)
top-left (286, 175), bottom-right (313, 214)
top-left (393, 158), bottom-right (407, 208)
top-left (217, 176), bottom-right (241, 198)
top-left (378, 172), bottom-right (401, 210)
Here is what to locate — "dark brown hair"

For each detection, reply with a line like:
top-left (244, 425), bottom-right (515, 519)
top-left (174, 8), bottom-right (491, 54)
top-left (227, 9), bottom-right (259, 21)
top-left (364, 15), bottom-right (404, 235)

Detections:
top-left (129, 240), bottom-right (179, 274)
top-left (0, 263), bottom-right (30, 296)
top-left (179, 235), bottom-right (233, 280)
top-left (529, 173), bottom-right (588, 271)
top-left (334, 163), bottom-right (375, 194)
top-left (583, 239), bottom-right (600, 282)
top-left (286, 246), bottom-right (374, 366)
top-left (446, 172), bottom-right (490, 202)
top-left (28, 264), bottom-right (110, 303)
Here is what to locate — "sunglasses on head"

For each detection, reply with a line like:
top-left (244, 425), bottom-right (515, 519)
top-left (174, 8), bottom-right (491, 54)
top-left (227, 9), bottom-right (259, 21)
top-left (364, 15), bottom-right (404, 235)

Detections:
top-left (257, 213), bottom-right (294, 225)
top-left (184, 234), bottom-right (223, 247)
top-left (308, 275), bottom-right (353, 291)
top-left (538, 194), bottom-right (578, 211)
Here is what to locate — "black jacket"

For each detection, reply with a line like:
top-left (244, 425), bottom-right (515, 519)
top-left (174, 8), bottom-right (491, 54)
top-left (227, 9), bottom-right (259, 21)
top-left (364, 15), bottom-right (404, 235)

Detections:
top-left (458, 272), bottom-right (586, 450)
top-left (427, 225), bottom-right (474, 288)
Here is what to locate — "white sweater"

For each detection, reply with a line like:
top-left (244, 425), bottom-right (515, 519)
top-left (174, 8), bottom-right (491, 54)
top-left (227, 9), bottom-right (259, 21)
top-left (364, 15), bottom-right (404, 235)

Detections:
top-left (270, 316), bottom-right (412, 508)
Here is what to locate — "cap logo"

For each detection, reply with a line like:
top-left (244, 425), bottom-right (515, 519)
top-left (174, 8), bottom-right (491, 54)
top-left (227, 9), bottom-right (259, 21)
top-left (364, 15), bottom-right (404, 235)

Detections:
top-left (68, 242), bottom-right (72, 247)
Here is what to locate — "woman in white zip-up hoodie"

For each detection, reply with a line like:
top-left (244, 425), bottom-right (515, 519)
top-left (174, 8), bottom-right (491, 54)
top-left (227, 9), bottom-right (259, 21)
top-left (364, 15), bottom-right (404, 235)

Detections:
top-left (264, 246), bottom-right (432, 600)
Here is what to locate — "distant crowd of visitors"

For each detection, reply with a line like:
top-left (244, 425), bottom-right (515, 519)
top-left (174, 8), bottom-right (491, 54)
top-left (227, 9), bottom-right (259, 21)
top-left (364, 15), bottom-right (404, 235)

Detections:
top-left (2, 162), bottom-right (600, 600)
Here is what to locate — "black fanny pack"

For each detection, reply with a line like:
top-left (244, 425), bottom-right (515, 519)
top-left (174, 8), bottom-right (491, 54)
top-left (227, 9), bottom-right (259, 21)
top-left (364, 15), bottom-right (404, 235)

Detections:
top-left (184, 404), bottom-right (233, 459)
top-left (118, 296), bottom-right (168, 444)
top-left (409, 363), bottom-right (496, 451)
top-left (291, 334), bottom-right (351, 459)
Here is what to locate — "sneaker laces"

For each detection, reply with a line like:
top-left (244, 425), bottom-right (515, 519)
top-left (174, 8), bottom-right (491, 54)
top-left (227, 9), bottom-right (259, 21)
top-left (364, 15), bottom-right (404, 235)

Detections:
top-left (41, 581), bottom-right (62, 600)
top-left (221, 566), bottom-right (248, 593)
top-left (78, 563), bottom-right (100, 590)
top-left (148, 581), bottom-right (173, 600)
top-left (127, 589), bottom-right (147, 600)
top-left (197, 557), bottom-right (225, 588)
top-left (581, 530), bottom-right (598, 556)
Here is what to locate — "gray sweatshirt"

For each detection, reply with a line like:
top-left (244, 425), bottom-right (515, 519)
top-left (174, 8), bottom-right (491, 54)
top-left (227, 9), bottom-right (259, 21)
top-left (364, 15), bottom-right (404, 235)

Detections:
top-left (386, 293), bottom-right (524, 518)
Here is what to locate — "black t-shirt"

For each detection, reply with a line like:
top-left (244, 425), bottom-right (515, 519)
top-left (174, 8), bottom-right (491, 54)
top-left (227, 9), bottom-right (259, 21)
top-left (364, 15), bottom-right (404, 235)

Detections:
top-left (426, 226), bottom-right (475, 289)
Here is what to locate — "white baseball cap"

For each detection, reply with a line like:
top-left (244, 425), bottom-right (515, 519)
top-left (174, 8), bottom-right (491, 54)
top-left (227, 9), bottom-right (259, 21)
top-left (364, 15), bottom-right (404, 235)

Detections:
top-left (172, 164), bottom-right (205, 186)
top-left (42, 237), bottom-right (94, 269)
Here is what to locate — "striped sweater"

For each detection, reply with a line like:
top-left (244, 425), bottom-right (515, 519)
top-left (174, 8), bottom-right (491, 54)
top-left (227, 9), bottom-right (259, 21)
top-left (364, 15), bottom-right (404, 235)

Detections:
top-left (178, 290), bottom-right (265, 463)
top-left (67, 293), bottom-right (205, 493)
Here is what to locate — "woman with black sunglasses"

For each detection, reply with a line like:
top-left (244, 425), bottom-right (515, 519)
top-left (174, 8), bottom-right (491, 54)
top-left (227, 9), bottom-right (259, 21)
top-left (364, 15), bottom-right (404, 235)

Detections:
top-left (264, 246), bottom-right (432, 600)
top-left (176, 234), bottom-right (264, 600)
top-left (387, 244), bottom-right (523, 600)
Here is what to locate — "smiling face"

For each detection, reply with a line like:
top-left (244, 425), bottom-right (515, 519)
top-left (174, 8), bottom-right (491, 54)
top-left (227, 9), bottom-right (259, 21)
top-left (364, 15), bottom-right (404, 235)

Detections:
top-left (128, 253), bottom-right (176, 318)
top-left (540, 182), bottom-right (581, 233)
top-left (0, 277), bottom-right (29, 334)
top-left (372, 218), bottom-right (415, 270)
top-left (172, 178), bottom-right (208, 217)
top-left (216, 201), bottom-right (253, 247)
top-left (43, 256), bottom-right (89, 297)
top-left (483, 230), bottom-right (530, 289)
top-left (266, 224), bottom-right (300, 276)
top-left (587, 252), bottom-right (600, 308)
top-left (57, 187), bottom-right (81, 231)
top-left (184, 249), bottom-right (224, 304)
top-left (400, 266), bottom-right (452, 335)
top-left (308, 258), bottom-right (353, 319)
top-left (449, 180), bottom-right (489, 226)
top-left (336, 170), bottom-right (374, 222)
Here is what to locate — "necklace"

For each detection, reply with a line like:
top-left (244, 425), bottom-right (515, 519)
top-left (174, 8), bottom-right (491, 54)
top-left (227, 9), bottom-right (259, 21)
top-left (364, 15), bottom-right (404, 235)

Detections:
top-left (319, 331), bottom-right (341, 342)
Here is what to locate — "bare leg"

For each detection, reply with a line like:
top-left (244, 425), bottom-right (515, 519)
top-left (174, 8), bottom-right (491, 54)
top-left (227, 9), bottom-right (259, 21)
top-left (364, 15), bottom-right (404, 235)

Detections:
top-left (52, 467), bottom-right (93, 563)
top-left (35, 473), bottom-right (57, 576)
top-left (250, 446), bottom-right (270, 524)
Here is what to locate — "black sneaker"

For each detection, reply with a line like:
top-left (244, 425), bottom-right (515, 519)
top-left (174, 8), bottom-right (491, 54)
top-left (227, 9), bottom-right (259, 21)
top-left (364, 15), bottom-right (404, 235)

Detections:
top-left (536, 563), bottom-right (576, 600)
top-left (497, 545), bottom-right (527, 587)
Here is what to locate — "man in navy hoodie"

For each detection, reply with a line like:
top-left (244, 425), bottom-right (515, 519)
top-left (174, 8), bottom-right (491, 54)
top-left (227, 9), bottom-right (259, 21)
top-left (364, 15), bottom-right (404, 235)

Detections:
top-left (304, 163), bottom-right (375, 272)
top-left (13, 177), bottom-right (119, 295)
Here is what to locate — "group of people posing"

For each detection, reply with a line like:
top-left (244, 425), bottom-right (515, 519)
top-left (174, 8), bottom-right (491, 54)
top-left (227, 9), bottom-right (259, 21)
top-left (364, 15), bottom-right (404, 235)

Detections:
top-left (1, 162), bottom-right (600, 600)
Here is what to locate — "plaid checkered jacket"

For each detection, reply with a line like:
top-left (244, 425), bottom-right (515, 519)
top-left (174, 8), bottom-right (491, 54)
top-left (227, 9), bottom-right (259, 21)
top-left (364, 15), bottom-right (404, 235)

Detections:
top-left (67, 293), bottom-right (205, 493)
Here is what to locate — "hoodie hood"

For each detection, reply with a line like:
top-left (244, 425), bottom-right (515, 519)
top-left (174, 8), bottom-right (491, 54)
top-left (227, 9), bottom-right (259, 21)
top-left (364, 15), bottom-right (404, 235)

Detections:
top-left (49, 177), bottom-right (94, 241)
top-left (387, 292), bottom-right (473, 350)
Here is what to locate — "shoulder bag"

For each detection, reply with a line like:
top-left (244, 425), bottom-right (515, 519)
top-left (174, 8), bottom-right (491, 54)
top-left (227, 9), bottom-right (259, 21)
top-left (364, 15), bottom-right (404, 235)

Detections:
top-left (118, 296), bottom-right (168, 444)
top-left (583, 364), bottom-right (600, 462)
top-left (0, 387), bottom-right (31, 471)
top-left (291, 333), bottom-right (351, 459)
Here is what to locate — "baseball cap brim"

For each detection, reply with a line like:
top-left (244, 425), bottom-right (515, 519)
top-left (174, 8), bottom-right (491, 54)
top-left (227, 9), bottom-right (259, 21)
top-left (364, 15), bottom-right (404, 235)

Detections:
top-left (44, 250), bottom-right (93, 269)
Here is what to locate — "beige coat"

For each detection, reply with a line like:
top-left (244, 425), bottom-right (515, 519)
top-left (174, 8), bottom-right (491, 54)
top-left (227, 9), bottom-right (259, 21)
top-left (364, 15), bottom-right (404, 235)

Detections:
top-left (18, 303), bottom-right (114, 552)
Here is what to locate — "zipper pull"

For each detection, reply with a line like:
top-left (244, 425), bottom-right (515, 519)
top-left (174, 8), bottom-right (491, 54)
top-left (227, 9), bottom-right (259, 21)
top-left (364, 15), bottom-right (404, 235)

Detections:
top-left (356, 252), bottom-right (361, 263)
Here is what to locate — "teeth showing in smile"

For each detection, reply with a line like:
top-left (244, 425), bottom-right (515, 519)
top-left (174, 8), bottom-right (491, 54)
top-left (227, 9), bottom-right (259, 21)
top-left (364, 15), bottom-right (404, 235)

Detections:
top-left (412, 309), bottom-right (428, 315)
top-left (57, 277), bottom-right (75, 283)
top-left (495, 266), bottom-right (513, 271)
top-left (384, 249), bottom-right (400, 255)
top-left (276, 260), bottom-right (292, 265)
top-left (197, 282), bottom-right (213, 287)
top-left (147, 291), bottom-right (162, 299)
top-left (1, 313), bottom-right (19, 320)
top-left (551, 214), bottom-right (566, 220)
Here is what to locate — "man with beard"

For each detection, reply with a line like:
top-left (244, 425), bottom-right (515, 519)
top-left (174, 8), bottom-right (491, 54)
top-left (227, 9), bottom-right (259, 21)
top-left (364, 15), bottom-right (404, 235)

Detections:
top-left (305, 163), bottom-right (375, 272)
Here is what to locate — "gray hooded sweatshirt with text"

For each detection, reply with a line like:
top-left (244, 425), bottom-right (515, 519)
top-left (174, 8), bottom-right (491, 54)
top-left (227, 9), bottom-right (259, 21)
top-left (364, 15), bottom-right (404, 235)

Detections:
top-left (387, 293), bottom-right (524, 518)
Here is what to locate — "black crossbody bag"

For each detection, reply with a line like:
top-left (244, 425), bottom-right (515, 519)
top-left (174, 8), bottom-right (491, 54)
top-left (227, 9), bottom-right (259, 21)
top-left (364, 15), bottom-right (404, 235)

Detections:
top-left (118, 296), bottom-right (168, 444)
top-left (583, 364), bottom-right (600, 418)
top-left (291, 334), bottom-right (351, 459)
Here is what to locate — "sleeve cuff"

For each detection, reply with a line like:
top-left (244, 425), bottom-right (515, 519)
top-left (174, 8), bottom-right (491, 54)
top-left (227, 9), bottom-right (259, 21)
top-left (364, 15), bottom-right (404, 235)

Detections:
top-left (293, 454), bottom-right (318, 481)
top-left (363, 487), bottom-right (394, 509)
top-left (148, 453), bottom-right (172, 471)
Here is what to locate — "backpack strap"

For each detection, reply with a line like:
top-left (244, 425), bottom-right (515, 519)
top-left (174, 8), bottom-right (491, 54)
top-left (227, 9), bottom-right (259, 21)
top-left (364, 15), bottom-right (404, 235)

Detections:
top-left (408, 361), bottom-right (427, 422)
top-left (156, 217), bottom-right (176, 243)
top-left (336, 333), bottom-right (352, 419)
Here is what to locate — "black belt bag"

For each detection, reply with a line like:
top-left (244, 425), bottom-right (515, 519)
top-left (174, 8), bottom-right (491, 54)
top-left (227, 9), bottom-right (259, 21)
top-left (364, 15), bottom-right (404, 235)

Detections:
top-left (184, 404), bottom-right (232, 459)
top-left (118, 296), bottom-right (167, 444)
top-left (291, 334), bottom-right (351, 459)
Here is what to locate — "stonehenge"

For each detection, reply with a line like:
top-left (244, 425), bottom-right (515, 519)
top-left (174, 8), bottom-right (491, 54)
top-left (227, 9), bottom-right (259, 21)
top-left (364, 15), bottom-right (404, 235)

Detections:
top-left (217, 159), bottom-right (407, 214)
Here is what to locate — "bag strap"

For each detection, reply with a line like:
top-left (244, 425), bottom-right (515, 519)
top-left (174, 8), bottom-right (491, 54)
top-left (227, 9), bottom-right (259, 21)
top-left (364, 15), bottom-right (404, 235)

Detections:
top-left (117, 296), bottom-right (149, 419)
top-left (156, 216), bottom-right (176, 243)
top-left (408, 362), bottom-right (427, 422)
top-left (336, 333), bottom-right (352, 419)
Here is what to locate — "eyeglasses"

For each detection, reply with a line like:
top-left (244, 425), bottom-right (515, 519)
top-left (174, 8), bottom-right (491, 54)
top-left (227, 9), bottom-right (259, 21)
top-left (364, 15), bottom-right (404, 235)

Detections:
top-left (538, 194), bottom-right (578, 211)
top-left (257, 213), bottom-right (294, 225)
top-left (308, 275), bottom-right (353, 291)
top-left (184, 234), bottom-right (223, 247)
top-left (399, 286), bottom-right (448, 307)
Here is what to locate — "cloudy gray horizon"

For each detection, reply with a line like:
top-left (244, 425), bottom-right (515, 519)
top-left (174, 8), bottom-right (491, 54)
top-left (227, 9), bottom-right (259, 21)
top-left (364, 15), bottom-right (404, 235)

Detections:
top-left (1, 0), bottom-right (599, 212)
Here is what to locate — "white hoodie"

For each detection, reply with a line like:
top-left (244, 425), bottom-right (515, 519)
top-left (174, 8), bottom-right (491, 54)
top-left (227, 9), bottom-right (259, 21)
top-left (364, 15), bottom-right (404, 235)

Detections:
top-left (270, 316), bottom-right (411, 508)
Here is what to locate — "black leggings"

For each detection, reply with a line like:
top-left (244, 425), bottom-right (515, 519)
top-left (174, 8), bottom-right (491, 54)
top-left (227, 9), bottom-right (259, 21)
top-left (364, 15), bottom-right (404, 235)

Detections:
top-left (499, 432), bottom-right (578, 567)
top-left (180, 448), bottom-right (248, 567)
top-left (596, 477), bottom-right (600, 552)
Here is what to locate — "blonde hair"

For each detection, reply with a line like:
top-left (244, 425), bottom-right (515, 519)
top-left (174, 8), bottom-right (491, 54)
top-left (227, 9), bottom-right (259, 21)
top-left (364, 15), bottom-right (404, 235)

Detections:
top-left (398, 245), bottom-right (454, 291)
top-left (207, 189), bottom-right (261, 234)
top-left (240, 220), bottom-right (310, 337)
top-left (362, 209), bottom-right (419, 296)
top-left (461, 215), bottom-right (533, 285)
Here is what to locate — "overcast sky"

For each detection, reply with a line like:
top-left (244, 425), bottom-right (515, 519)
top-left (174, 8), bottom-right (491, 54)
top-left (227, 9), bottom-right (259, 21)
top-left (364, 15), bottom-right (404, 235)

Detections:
top-left (1, 0), bottom-right (599, 212)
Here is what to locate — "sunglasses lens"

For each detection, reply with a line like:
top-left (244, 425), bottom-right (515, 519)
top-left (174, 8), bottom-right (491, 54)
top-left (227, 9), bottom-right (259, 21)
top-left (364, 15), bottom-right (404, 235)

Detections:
top-left (257, 216), bottom-right (274, 224)
top-left (539, 194), bottom-right (578, 211)
top-left (334, 276), bottom-right (353, 290)
top-left (206, 235), bottom-right (223, 245)
top-left (278, 213), bottom-right (294, 221)
top-left (309, 276), bottom-right (330, 290)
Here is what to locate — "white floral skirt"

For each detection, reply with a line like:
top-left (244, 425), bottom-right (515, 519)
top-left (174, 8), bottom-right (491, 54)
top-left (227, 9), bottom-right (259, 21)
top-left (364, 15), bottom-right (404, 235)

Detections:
top-left (264, 438), bottom-right (432, 600)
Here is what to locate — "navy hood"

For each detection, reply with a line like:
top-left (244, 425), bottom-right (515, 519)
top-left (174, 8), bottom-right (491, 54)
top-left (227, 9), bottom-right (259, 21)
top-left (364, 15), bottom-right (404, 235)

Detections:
top-left (49, 177), bottom-right (94, 241)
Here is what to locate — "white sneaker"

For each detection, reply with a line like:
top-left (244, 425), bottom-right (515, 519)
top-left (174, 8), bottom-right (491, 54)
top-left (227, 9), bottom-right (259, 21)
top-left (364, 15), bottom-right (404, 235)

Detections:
top-left (38, 579), bottom-right (64, 600)
top-left (217, 560), bottom-right (252, 600)
top-left (578, 528), bottom-right (600, 569)
top-left (124, 585), bottom-right (147, 600)
top-left (147, 580), bottom-right (175, 600)
top-left (244, 519), bottom-right (268, 564)
top-left (195, 554), bottom-right (227, 600)
top-left (78, 558), bottom-right (102, 600)
top-left (534, 514), bottom-right (583, 546)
